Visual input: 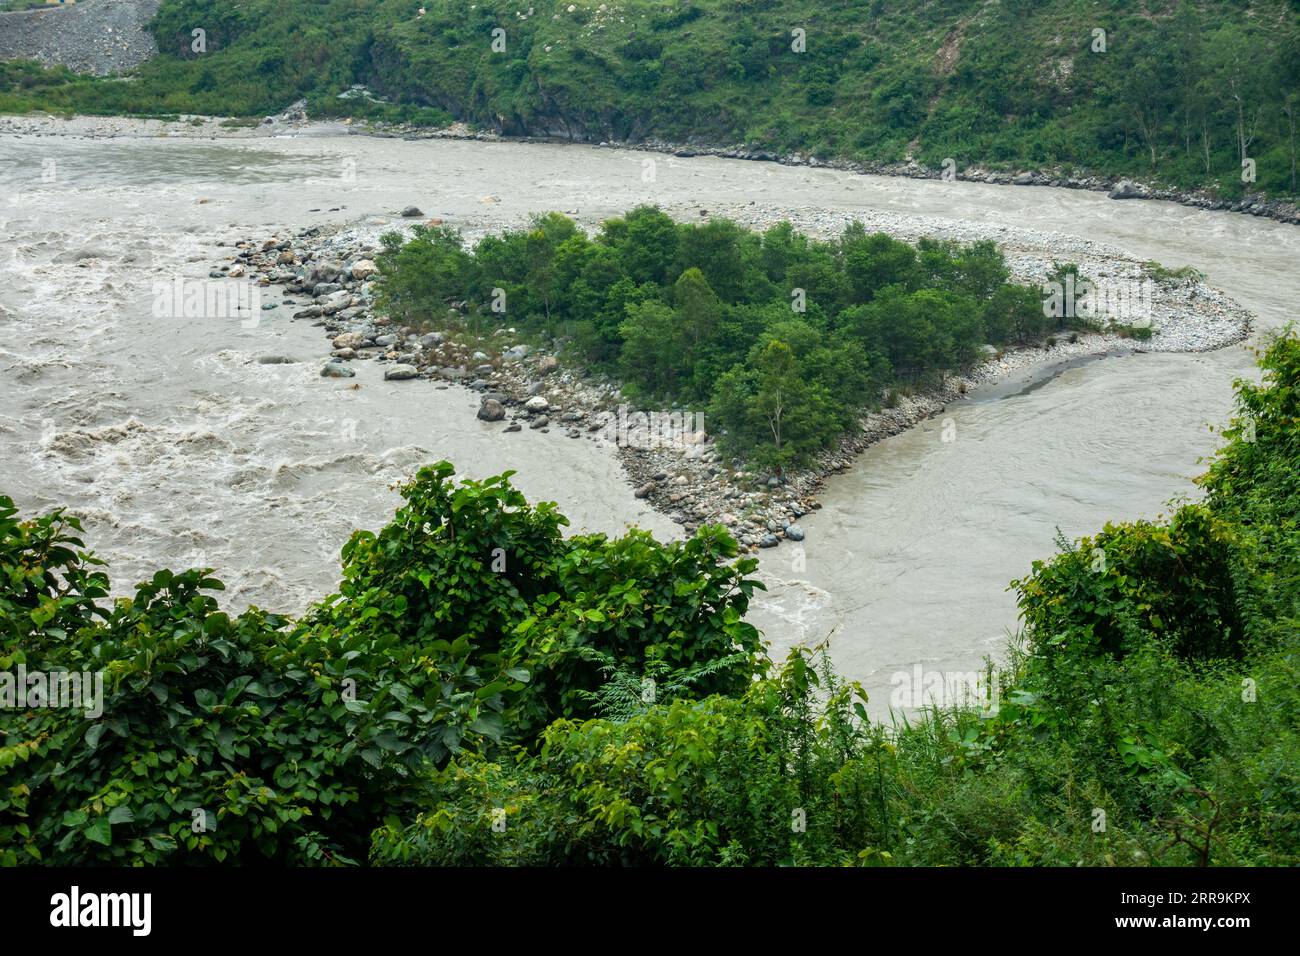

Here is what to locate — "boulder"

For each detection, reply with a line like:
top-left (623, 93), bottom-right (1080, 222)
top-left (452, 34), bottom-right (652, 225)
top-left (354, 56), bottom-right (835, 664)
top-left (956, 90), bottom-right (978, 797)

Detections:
top-left (784, 523), bottom-right (805, 542)
top-left (525, 396), bottom-right (549, 413)
top-left (320, 291), bottom-right (352, 315)
top-left (537, 355), bottom-right (559, 375)
top-left (332, 332), bottom-right (364, 350)
top-left (320, 362), bottom-right (355, 378)
top-left (309, 259), bottom-right (343, 283)
top-left (384, 364), bottom-right (419, 381)
top-left (400, 206), bottom-right (424, 218)
top-left (529, 415), bottom-right (550, 429)
top-left (477, 399), bottom-right (506, 422)
top-left (351, 259), bottom-right (378, 280)
top-left (1108, 179), bottom-right (1148, 200)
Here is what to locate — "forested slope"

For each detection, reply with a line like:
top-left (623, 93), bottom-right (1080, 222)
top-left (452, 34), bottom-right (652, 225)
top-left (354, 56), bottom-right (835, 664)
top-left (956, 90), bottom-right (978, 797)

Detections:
top-left (3, 0), bottom-right (1299, 200)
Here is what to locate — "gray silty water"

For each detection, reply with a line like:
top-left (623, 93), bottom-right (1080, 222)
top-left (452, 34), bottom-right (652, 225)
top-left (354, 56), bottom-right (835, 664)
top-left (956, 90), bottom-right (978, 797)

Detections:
top-left (3, 129), bottom-right (1297, 717)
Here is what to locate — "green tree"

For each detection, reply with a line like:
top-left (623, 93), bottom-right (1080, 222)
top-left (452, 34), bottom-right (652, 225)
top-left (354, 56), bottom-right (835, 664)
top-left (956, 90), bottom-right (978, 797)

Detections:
top-left (620, 299), bottom-right (681, 395)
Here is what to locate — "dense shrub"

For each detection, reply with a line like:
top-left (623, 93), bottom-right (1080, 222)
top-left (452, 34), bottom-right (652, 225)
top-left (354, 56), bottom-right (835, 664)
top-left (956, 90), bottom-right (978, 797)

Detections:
top-left (0, 462), bottom-right (761, 864)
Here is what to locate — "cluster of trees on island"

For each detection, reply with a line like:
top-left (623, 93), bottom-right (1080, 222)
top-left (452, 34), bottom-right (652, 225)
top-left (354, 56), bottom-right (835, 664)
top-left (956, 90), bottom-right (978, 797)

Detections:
top-left (3, 335), bottom-right (1299, 866)
top-left (375, 206), bottom-right (1062, 466)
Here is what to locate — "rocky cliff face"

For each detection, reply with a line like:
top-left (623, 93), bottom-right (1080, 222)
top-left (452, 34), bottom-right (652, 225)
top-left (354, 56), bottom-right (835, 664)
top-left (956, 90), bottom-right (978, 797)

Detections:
top-left (0, 0), bottom-right (161, 76)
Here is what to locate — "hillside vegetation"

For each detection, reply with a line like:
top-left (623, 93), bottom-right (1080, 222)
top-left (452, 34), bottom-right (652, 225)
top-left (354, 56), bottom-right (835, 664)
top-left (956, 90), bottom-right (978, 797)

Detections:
top-left (2, 0), bottom-right (1300, 199)
top-left (3, 333), bottom-right (1298, 866)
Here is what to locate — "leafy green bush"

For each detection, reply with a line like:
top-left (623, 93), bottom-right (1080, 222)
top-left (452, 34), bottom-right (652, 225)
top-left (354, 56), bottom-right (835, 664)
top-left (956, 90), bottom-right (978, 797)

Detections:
top-left (371, 651), bottom-right (883, 866)
top-left (374, 334), bottom-right (1300, 868)
top-left (0, 504), bottom-right (426, 864)
top-left (0, 462), bottom-right (762, 864)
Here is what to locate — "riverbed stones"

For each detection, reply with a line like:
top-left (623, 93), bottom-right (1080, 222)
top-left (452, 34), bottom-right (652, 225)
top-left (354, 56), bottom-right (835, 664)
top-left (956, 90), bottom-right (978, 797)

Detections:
top-left (351, 259), bottom-right (378, 280)
top-left (524, 396), bottom-right (549, 412)
top-left (477, 399), bottom-right (506, 421)
top-left (320, 362), bottom-right (355, 378)
top-left (529, 415), bottom-right (550, 429)
top-left (332, 331), bottom-right (363, 350)
top-left (784, 523), bottom-right (805, 542)
top-left (383, 364), bottom-right (418, 381)
top-left (400, 206), bottom-right (424, 218)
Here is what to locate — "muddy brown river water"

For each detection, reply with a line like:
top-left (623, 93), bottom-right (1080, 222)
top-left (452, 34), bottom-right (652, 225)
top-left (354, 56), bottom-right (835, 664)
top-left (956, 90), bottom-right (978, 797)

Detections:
top-left (2, 127), bottom-right (1295, 717)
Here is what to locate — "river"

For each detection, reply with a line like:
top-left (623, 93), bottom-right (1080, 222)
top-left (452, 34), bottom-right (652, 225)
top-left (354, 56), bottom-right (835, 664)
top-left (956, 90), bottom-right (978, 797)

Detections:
top-left (2, 125), bottom-right (1295, 717)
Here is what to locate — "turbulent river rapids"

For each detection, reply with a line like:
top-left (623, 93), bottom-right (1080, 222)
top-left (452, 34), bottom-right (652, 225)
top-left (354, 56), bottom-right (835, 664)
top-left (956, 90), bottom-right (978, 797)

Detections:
top-left (3, 125), bottom-right (1297, 717)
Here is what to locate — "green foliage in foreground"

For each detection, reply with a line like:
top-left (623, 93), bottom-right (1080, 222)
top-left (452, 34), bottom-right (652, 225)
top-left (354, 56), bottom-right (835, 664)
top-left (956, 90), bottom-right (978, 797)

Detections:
top-left (372, 334), bottom-right (1300, 867)
top-left (0, 463), bottom-right (761, 865)
top-left (375, 207), bottom-right (1054, 467)
top-left (2, 1), bottom-right (1300, 201)
top-left (3, 338), bottom-right (1299, 867)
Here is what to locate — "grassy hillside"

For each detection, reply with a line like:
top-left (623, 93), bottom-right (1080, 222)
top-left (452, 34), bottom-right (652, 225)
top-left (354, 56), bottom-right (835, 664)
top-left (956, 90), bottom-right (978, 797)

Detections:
top-left (2, 0), bottom-right (1300, 199)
